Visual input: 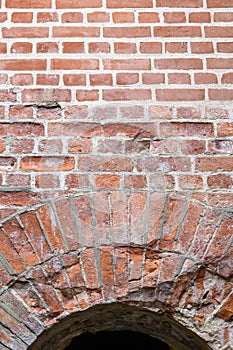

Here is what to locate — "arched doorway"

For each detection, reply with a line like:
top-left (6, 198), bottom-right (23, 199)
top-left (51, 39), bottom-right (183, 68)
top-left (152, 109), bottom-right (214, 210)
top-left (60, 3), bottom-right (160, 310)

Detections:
top-left (0, 191), bottom-right (231, 350)
top-left (28, 304), bottom-right (210, 350)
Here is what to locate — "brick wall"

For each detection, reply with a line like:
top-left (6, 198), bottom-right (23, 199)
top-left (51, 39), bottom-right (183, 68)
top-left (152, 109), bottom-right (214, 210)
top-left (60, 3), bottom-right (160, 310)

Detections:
top-left (0, 1), bottom-right (233, 350)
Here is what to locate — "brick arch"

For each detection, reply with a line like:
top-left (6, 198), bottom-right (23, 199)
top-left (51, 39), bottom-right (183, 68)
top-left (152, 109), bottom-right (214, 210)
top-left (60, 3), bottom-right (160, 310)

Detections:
top-left (0, 190), bottom-right (232, 350)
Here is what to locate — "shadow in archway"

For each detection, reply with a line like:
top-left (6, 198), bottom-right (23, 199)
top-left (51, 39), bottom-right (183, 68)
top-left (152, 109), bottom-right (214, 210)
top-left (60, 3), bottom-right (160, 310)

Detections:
top-left (65, 330), bottom-right (170, 349)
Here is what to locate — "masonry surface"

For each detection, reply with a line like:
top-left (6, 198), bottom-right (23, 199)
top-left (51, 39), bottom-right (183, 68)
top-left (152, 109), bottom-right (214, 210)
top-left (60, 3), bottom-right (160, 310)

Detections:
top-left (0, 1), bottom-right (233, 349)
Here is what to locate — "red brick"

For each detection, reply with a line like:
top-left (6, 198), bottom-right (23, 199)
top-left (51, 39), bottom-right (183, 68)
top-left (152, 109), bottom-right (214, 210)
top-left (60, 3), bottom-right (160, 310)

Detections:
top-left (205, 26), bottom-right (233, 37)
top-left (63, 74), bottom-right (86, 86)
top-left (95, 174), bottom-right (120, 189)
top-left (51, 59), bottom-right (99, 70)
top-left (0, 261), bottom-right (12, 285)
top-left (151, 139), bottom-right (178, 154)
top-left (154, 58), bottom-right (202, 70)
top-left (217, 294), bottom-right (233, 321)
top-left (194, 73), bottom-right (217, 84)
top-left (208, 140), bottom-right (233, 154)
top-left (106, 0), bottom-right (153, 8)
top-left (140, 42), bottom-right (162, 53)
top-left (36, 106), bottom-right (62, 120)
top-left (63, 42), bottom-right (84, 54)
top-left (124, 175), bottom-right (147, 188)
top-left (76, 89), bottom-right (99, 101)
top-left (221, 73), bottom-right (233, 84)
top-left (158, 197), bottom-right (187, 250)
top-left (143, 249), bottom-right (161, 287)
top-left (157, 0), bottom-right (203, 6)
top-left (103, 123), bottom-right (158, 138)
top-left (36, 74), bottom-right (59, 86)
top-left (209, 89), bottom-right (233, 101)
top-left (189, 12), bottom-right (210, 22)
top-left (139, 12), bottom-right (159, 23)
top-left (160, 122), bottom-right (214, 137)
top-left (0, 90), bottom-right (17, 102)
top-left (205, 107), bottom-right (230, 119)
top-left (148, 105), bottom-right (173, 119)
top-left (103, 88), bottom-right (151, 101)
top-left (114, 247), bottom-right (128, 295)
top-left (205, 217), bottom-right (233, 263)
top-left (97, 139), bottom-right (123, 154)
top-left (207, 174), bottom-right (232, 189)
top-left (196, 157), bottom-right (233, 171)
top-left (6, 0), bottom-right (52, 7)
top-left (11, 12), bottom-right (33, 23)
top-left (0, 13), bottom-right (7, 23)
top-left (120, 105), bottom-right (144, 118)
top-left (48, 122), bottom-right (101, 137)
top-left (53, 26), bottom-right (100, 37)
top-left (180, 140), bottom-right (206, 154)
top-left (2, 27), bottom-right (49, 38)
top-left (125, 139), bottom-right (150, 153)
top-left (214, 12), bottom-right (233, 22)
top-left (90, 74), bottom-right (113, 86)
top-left (0, 122), bottom-right (44, 137)
top-left (112, 12), bottom-right (134, 23)
top-left (0, 228), bottom-right (25, 273)
top-left (217, 122), bottom-right (233, 137)
top-left (137, 156), bottom-right (191, 172)
top-left (37, 42), bottom-right (58, 53)
top-left (11, 42), bottom-right (32, 54)
top-left (191, 42), bottom-right (214, 53)
top-left (81, 249), bottom-right (99, 288)
top-left (56, 0), bottom-right (102, 8)
top-left (114, 42), bottom-right (137, 54)
top-left (68, 139), bottom-right (92, 154)
top-left (64, 105), bottom-right (88, 119)
top-left (178, 175), bottom-right (203, 190)
top-left (78, 156), bottom-right (134, 172)
top-left (65, 174), bottom-right (89, 189)
top-left (37, 12), bottom-right (58, 22)
top-left (89, 42), bottom-right (110, 53)
top-left (154, 26), bottom-right (201, 37)
top-left (142, 73), bottom-right (165, 84)
top-left (54, 197), bottom-right (81, 250)
top-left (103, 26), bottom-right (151, 38)
top-left (168, 73), bottom-right (191, 84)
top-left (62, 12), bottom-right (83, 22)
top-left (36, 174), bottom-right (60, 188)
top-left (5, 174), bottom-right (30, 187)
top-left (99, 247), bottom-right (114, 298)
top-left (9, 139), bottom-right (34, 154)
top-left (0, 59), bottom-right (46, 70)
top-left (0, 192), bottom-right (40, 206)
top-left (38, 139), bottom-right (63, 153)
top-left (0, 140), bottom-right (5, 153)
top-left (164, 12), bottom-right (186, 23)
top-left (10, 73), bottom-right (33, 85)
top-left (22, 88), bottom-right (71, 102)
top-left (165, 42), bottom-right (187, 53)
top-left (217, 42), bottom-right (233, 53)
top-left (20, 156), bottom-right (75, 171)
top-left (116, 73), bottom-right (139, 85)
top-left (156, 89), bottom-right (205, 101)
top-left (2, 218), bottom-right (38, 266)
top-left (0, 42), bottom-right (7, 54)
top-left (207, 0), bottom-right (233, 8)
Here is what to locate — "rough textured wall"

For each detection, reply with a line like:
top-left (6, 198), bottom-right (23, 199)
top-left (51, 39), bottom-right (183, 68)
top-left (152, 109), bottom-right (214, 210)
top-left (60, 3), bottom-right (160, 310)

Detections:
top-left (0, 1), bottom-right (233, 349)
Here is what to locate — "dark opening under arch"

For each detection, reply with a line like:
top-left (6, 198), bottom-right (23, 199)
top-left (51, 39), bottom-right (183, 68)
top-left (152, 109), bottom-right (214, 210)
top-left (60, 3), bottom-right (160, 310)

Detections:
top-left (65, 330), bottom-right (170, 349)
